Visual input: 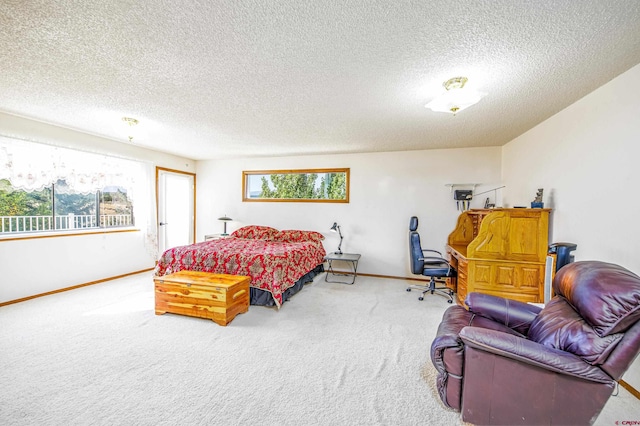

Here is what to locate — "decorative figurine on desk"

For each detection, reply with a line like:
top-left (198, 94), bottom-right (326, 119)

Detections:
top-left (531, 188), bottom-right (544, 208)
top-left (484, 197), bottom-right (495, 209)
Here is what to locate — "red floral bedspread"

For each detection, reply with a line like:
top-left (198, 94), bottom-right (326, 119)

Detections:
top-left (153, 237), bottom-right (326, 307)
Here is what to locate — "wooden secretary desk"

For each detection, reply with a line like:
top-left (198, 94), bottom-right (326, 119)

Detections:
top-left (446, 208), bottom-right (551, 305)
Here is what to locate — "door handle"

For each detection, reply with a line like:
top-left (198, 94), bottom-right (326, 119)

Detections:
top-left (159, 222), bottom-right (169, 226)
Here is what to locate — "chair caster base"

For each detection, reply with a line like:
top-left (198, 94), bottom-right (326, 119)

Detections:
top-left (406, 283), bottom-right (454, 303)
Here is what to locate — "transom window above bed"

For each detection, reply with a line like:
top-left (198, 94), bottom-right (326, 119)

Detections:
top-left (242, 168), bottom-right (349, 203)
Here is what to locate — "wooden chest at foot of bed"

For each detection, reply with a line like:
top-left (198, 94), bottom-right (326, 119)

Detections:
top-left (154, 271), bottom-right (250, 326)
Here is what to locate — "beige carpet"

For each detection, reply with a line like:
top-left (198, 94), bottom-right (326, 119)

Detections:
top-left (0, 273), bottom-right (638, 425)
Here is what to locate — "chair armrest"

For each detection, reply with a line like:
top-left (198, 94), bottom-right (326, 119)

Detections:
top-left (420, 249), bottom-right (452, 266)
top-left (465, 292), bottom-right (541, 335)
top-left (430, 306), bottom-right (469, 374)
top-left (422, 249), bottom-right (443, 256)
top-left (459, 327), bottom-right (613, 384)
top-left (420, 256), bottom-right (449, 265)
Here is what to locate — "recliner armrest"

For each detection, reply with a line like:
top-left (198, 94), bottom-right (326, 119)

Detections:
top-left (465, 292), bottom-right (541, 335)
top-left (459, 327), bottom-right (613, 384)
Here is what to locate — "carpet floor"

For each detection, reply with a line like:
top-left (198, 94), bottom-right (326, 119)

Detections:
top-left (0, 272), bottom-right (638, 425)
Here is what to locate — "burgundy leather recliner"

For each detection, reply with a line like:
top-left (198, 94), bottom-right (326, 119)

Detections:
top-left (430, 261), bottom-right (640, 425)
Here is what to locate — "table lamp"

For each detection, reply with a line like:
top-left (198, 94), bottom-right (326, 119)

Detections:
top-left (218, 215), bottom-right (232, 236)
top-left (330, 222), bottom-right (343, 254)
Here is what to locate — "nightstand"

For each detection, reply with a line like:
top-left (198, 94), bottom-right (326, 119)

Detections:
top-left (324, 252), bottom-right (361, 285)
top-left (204, 233), bottom-right (228, 241)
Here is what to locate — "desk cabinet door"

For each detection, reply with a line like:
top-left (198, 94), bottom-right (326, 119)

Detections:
top-left (470, 261), bottom-right (543, 303)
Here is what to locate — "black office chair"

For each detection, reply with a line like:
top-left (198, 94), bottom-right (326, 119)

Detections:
top-left (406, 216), bottom-right (455, 303)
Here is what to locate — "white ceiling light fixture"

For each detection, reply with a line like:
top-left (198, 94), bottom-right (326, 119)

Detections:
top-left (122, 117), bottom-right (139, 142)
top-left (425, 77), bottom-right (486, 115)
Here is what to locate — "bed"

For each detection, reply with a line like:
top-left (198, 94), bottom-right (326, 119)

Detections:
top-left (153, 225), bottom-right (327, 308)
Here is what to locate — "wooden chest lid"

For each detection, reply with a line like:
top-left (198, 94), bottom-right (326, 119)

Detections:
top-left (154, 271), bottom-right (250, 288)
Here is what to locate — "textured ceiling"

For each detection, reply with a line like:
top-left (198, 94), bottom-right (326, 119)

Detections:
top-left (1, 0), bottom-right (640, 160)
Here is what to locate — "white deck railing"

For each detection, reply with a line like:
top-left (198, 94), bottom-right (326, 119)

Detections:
top-left (0, 214), bottom-right (133, 233)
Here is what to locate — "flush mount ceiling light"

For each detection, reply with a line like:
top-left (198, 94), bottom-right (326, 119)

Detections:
top-left (425, 77), bottom-right (486, 114)
top-left (122, 117), bottom-right (139, 142)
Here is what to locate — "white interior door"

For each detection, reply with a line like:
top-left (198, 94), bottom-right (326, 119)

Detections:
top-left (157, 169), bottom-right (195, 254)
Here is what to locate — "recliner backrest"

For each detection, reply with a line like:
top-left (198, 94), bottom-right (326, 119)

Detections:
top-left (543, 261), bottom-right (640, 378)
top-left (554, 261), bottom-right (640, 336)
top-left (528, 296), bottom-right (623, 365)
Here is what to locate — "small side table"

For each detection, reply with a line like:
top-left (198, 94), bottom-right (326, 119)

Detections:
top-left (204, 233), bottom-right (228, 241)
top-left (324, 252), bottom-right (361, 285)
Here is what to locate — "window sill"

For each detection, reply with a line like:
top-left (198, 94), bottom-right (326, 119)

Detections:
top-left (0, 227), bottom-right (140, 242)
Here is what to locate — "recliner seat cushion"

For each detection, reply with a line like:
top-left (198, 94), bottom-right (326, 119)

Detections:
top-left (528, 297), bottom-right (623, 365)
top-left (554, 261), bottom-right (640, 337)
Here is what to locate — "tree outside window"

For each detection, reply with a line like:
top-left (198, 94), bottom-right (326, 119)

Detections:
top-left (243, 169), bottom-right (349, 202)
top-left (0, 178), bottom-right (134, 233)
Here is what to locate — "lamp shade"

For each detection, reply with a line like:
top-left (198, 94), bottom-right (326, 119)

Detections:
top-left (425, 89), bottom-right (486, 114)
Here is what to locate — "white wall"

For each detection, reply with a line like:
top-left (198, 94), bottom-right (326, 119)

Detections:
top-left (196, 147), bottom-right (502, 278)
top-left (0, 113), bottom-right (196, 303)
top-left (502, 63), bottom-right (640, 274)
top-left (1, 232), bottom-right (151, 302)
top-left (501, 63), bottom-right (640, 390)
top-left (0, 112), bottom-right (196, 170)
